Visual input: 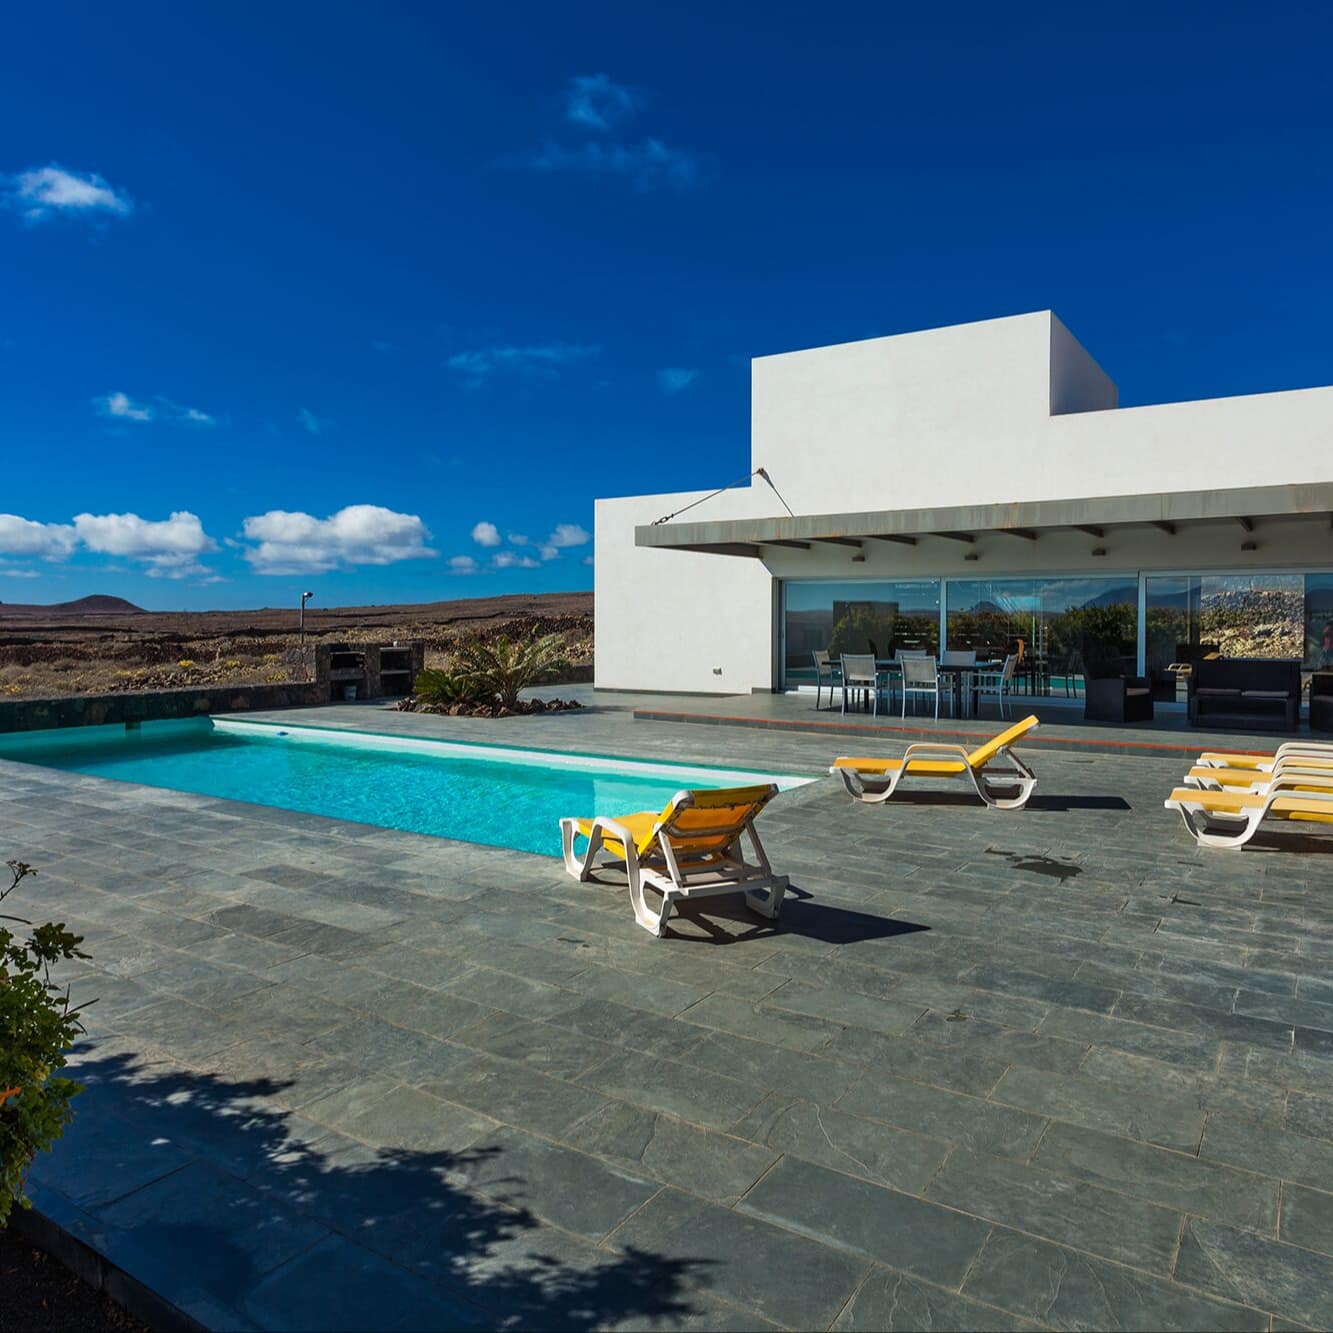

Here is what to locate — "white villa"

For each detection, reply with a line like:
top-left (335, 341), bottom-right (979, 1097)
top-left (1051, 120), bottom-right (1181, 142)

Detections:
top-left (594, 311), bottom-right (1333, 702)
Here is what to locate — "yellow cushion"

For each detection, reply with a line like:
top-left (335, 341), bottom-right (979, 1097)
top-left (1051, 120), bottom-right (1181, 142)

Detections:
top-left (965, 715), bottom-right (1039, 769)
top-left (1186, 766), bottom-right (1333, 791)
top-left (832, 757), bottom-right (967, 776)
top-left (1167, 788), bottom-right (1333, 824)
top-left (1196, 751), bottom-right (1274, 770)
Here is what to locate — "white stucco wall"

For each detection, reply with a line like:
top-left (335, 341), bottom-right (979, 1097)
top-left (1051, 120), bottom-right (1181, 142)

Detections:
top-left (596, 310), bottom-right (1333, 694)
top-left (594, 488), bottom-right (777, 693)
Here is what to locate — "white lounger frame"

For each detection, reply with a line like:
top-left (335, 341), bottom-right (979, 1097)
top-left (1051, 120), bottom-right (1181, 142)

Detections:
top-left (1195, 742), bottom-right (1333, 772)
top-left (834, 741), bottom-right (1037, 810)
top-left (1166, 781), bottom-right (1333, 849)
top-left (560, 813), bottom-right (787, 937)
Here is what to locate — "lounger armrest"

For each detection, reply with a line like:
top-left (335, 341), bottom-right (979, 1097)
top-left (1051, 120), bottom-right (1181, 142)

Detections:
top-left (1266, 776), bottom-right (1333, 797)
top-left (587, 817), bottom-right (642, 846)
top-left (900, 742), bottom-right (973, 761)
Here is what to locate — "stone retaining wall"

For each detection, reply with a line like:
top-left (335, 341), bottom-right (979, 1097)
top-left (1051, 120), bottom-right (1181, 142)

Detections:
top-left (0, 682), bottom-right (325, 733)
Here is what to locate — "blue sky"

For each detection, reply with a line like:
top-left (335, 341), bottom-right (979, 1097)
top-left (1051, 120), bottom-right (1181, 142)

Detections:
top-left (3, 1), bottom-right (1331, 609)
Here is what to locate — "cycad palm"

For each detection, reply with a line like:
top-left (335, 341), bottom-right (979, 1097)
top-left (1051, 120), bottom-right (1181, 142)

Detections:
top-left (455, 631), bottom-right (569, 709)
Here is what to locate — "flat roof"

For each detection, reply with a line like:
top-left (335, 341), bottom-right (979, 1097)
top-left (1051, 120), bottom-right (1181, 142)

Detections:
top-left (635, 481), bottom-right (1333, 557)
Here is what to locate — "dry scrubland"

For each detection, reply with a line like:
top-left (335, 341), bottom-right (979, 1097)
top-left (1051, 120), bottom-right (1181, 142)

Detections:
top-left (0, 592), bottom-right (593, 699)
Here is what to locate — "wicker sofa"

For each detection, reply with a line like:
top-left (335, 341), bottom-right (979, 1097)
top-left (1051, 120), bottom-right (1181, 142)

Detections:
top-left (1187, 657), bottom-right (1301, 731)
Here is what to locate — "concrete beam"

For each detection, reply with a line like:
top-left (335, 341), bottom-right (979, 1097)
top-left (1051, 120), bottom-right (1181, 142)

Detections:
top-left (634, 480), bottom-right (1333, 552)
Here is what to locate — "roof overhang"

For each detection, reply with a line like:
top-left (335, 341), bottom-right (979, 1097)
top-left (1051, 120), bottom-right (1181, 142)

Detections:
top-left (635, 482), bottom-right (1333, 557)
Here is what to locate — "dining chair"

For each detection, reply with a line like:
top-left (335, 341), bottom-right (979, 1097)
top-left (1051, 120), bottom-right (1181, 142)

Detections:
top-left (974, 653), bottom-right (1019, 719)
top-left (901, 654), bottom-right (941, 719)
top-left (811, 649), bottom-right (840, 710)
top-left (940, 649), bottom-right (978, 716)
top-left (840, 653), bottom-right (881, 716)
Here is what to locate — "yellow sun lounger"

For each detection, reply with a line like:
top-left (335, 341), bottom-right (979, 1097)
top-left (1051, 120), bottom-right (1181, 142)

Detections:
top-left (831, 715), bottom-right (1039, 809)
top-left (1196, 742), bottom-right (1333, 773)
top-left (1184, 763), bottom-right (1333, 794)
top-left (1165, 780), bottom-right (1333, 848)
top-left (560, 784), bottom-right (788, 937)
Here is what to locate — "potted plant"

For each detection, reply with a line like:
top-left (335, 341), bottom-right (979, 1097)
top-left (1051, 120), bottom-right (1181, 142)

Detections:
top-left (1, 859), bottom-right (88, 1226)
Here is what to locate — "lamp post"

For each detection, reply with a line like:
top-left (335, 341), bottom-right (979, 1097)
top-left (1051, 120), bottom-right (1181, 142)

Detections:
top-left (300, 591), bottom-right (314, 678)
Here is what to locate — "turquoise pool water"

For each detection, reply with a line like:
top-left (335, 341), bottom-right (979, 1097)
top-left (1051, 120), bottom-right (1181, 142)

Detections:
top-left (0, 719), bottom-right (811, 856)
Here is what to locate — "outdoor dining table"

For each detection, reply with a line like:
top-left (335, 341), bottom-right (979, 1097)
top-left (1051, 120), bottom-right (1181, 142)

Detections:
top-left (874, 659), bottom-right (1002, 718)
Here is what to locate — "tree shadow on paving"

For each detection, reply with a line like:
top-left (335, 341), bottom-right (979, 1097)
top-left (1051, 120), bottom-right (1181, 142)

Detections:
top-left (52, 1050), bottom-right (712, 1331)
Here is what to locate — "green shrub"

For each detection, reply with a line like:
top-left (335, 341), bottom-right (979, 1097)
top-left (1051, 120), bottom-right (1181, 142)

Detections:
top-left (453, 631), bottom-right (569, 710)
top-left (0, 860), bottom-right (87, 1225)
top-left (413, 667), bottom-right (490, 707)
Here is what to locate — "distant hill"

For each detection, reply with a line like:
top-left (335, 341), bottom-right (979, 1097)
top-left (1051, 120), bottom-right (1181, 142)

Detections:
top-left (0, 594), bottom-right (145, 617)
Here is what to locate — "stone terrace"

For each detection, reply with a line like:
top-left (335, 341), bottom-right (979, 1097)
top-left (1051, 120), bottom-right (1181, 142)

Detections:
top-left (5, 702), bottom-right (1333, 1330)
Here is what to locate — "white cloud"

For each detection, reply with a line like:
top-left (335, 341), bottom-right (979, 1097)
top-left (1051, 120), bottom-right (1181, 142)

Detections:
top-left (528, 139), bottom-right (700, 191)
top-left (0, 513), bottom-right (78, 559)
top-left (73, 510), bottom-right (217, 579)
top-left (447, 343), bottom-right (600, 382)
top-left (298, 407), bottom-right (331, 435)
top-left (508, 532), bottom-right (530, 546)
top-left (241, 504), bottom-right (435, 575)
top-left (471, 521), bottom-right (502, 547)
top-left (583, 555), bottom-right (595, 566)
top-left (539, 544), bottom-right (559, 561)
top-left (96, 391), bottom-right (154, 422)
top-left (493, 550), bottom-right (540, 570)
top-left (0, 567), bottom-right (41, 579)
top-left (94, 391), bottom-right (215, 427)
top-left (565, 74), bottom-right (639, 131)
top-left (657, 367), bottom-right (698, 395)
top-left (5, 165), bottom-right (133, 222)
top-left (547, 522), bottom-right (590, 549)
top-left (449, 554), bottom-right (479, 574)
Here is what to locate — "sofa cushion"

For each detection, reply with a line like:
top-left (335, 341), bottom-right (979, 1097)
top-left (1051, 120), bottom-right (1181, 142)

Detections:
top-left (1124, 687), bottom-right (1150, 697)
top-left (1196, 688), bottom-right (1242, 698)
top-left (1242, 689), bottom-right (1294, 701)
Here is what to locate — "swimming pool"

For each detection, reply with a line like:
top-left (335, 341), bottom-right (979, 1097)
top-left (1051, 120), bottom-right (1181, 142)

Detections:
top-left (0, 718), bottom-right (813, 856)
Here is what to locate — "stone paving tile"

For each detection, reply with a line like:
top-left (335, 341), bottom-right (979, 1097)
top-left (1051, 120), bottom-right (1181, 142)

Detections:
top-left (733, 1093), bottom-right (948, 1192)
top-left (990, 1065), bottom-right (1207, 1153)
top-left (1286, 1090), bottom-right (1333, 1142)
top-left (1220, 1043), bottom-right (1333, 1097)
top-left (740, 1155), bottom-right (989, 1286)
top-left (1113, 993), bottom-right (1295, 1051)
top-left (1175, 1216), bottom-right (1333, 1328)
top-left (607, 1186), bottom-right (868, 1330)
top-left (1282, 1183), bottom-right (1333, 1258)
top-left (448, 1125), bottom-right (659, 1240)
top-left (827, 1027), bottom-right (1010, 1097)
top-left (567, 1102), bottom-right (778, 1205)
top-left (560, 963), bottom-right (709, 1016)
top-left (449, 1010), bottom-right (619, 1081)
top-left (1078, 1046), bottom-right (1290, 1127)
top-left (1032, 1121), bottom-right (1280, 1232)
top-left (311, 1083), bottom-right (496, 1154)
top-left (962, 1228), bottom-right (1268, 1331)
top-left (928, 1146), bottom-right (1183, 1273)
top-left (244, 1233), bottom-right (488, 1331)
top-left (839, 1067), bottom-right (1048, 1161)
top-left (576, 1048), bottom-right (765, 1132)
top-left (680, 1029), bottom-right (864, 1105)
top-left (549, 995), bottom-right (710, 1061)
top-left (908, 1008), bottom-right (1089, 1074)
top-left (1038, 1005), bottom-right (1222, 1071)
top-left (421, 1051), bottom-right (610, 1137)
top-left (95, 1160), bottom-right (330, 1330)
top-left (676, 990), bottom-right (843, 1052)
top-left (761, 978), bottom-right (925, 1035)
top-left (832, 1266), bottom-right (1042, 1332)
top-left (1201, 1115), bottom-right (1333, 1192)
